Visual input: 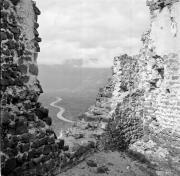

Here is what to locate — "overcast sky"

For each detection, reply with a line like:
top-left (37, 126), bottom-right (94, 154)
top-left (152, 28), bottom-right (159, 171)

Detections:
top-left (36, 0), bottom-right (149, 67)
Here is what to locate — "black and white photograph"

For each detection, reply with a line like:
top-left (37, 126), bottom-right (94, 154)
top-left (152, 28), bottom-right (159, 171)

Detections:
top-left (0, 0), bottom-right (180, 175)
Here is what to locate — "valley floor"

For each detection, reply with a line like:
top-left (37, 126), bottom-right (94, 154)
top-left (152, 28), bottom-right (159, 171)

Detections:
top-left (59, 151), bottom-right (157, 176)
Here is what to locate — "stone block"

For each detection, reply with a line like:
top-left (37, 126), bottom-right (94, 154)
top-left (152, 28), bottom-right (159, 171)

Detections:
top-left (31, 140), bottom-right (40, 148)
top-left (9, 0), bottom-right (20, 5)
top-left (28, 149), bottom-right (36, 159)
top-left (18, 64), bottom-right (27, 74)
top-left (2, 158), bottom-right (17, 175)
top-left (39, 136), bottom-right (48, 146)
top-left (35, 106), bottom-right (49, 119)
top-left (43, 145), bottom-right (51, 155)
top-left (86, 160), bottom-right (97, 167)
top-left (3, 0), bottom-right (10, 9)
top-left (5, 147), bottom-right (18, 157)
top-left (20, 133), bottom-right (30, 143)
top-left (14, 167), bottom-right (23, 176)
top-left (16, 154), bottom-right (24, 165)
top-left (35, 37), bottom-right (42, 42)
top-left (96, 166), bottom-right (109, 173)
top-left (51, 144), bottom-right (58, 152)
top-left (18, 57), bottom-right (24, 65)
top-left (15, 119), bottom-right (28, 135)
top-left (35, 165), bottom-right (44, 175)
top-left (34, 29), bottom-right (39, 36)
top-left (35, 146), bottom-right (44, 155)
top-left (28, 148), bottom-right (42, 159)
top-left (73, 133), bottom-right (84, 139)
top-left (7, 138), bottom-right (18, 148)
top-left (29, 63), bottom-right (38, 75)
top-left (22, 56), bottom-right (32, 62)
top-left (37, 132), bottom-right (46, 139)
top-left (28, 160), bottom-right (36, 170)
top-left (172, 76), bottom-right (179, 80)
top-left (46, 129), bottom-right (54, 135)
top-left (22, 152), bottom-right (28, 161)
top-left (33, 4), bottom-right (41, 15)
top-left (41, 154), bottom-right (51, 163)
top-left (9, 27), bottom-right (20, 37)
top-left (34, 22), bottom-right (39, 29)
top-left (58, 139), bottom-right (64, 149)
top-left (23, 100), bottom-right (33, 109)
top-left (1, 31), bottom-right (7, 40)
top-left (1, 111), bottom-right (11, 125)
top-left (6, 31), bottom-right (13, 39)
top-left (23, 50), bottom-right (32, 55)
top-left (44, 159), bottom-right (55, 172)
top-left (43, 116), bottom-right (52, 126)
top-left (47, 136), bottom-right (55, 144)
top-left (20, 143), bottom-right (30, 153)
top-left (63, 145), bottom-right (69, 151)
top-left (173, 132), bottom-right (180, 139)
top-left (36, 120), bottom-right (45, 128)
top-left (32, 156), bottom-right (42, 165)
top-left (2, 48), bottom-right (11, 56)
top-left (34, 42), bottom-right (40, 52)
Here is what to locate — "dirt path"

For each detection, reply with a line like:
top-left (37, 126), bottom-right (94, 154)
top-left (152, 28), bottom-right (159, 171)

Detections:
top-left (59, 151), bottom-right (157, 176)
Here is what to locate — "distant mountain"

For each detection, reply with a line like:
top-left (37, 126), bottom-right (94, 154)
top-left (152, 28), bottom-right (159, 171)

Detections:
top-left (38, 64), bottom-right (111, 93)
top-left (38, 64), bottom-right (112, 131)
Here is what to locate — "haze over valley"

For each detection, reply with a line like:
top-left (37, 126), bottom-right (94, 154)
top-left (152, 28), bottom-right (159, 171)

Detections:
top-left (38, 64), bottom-right (111, 133)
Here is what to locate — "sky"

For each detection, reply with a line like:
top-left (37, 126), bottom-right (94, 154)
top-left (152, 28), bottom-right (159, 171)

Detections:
top-left (36, 0), bottom-right (149, 67)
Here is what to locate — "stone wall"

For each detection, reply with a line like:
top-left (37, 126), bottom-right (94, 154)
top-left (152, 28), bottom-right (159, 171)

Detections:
top-left (1, 0), bottom-right (180, 175)
top-left (0, 1), bottom-right (67, 175)
top-left (102, 55), bottom-right (144, 150)
top-left (102, 0), bottom-right (180, 175)
top-left (130, 1), bottom-right (180, 175)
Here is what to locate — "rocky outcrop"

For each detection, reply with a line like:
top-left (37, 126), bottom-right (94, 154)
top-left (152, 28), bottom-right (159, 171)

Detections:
top-left (54, 121), bottom-right (104, 174)
top-left (83, 78), bottom-right (113, 122)
top-left (0, 1), bottom-right (66, 175)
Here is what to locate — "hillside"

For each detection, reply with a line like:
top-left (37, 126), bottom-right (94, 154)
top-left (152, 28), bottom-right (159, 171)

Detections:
top-left (38, 64), bottom-right (111, 93)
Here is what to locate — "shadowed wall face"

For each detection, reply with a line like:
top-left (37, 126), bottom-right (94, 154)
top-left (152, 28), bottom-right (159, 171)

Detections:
top-left (1, 1), bottom-right (65, 175)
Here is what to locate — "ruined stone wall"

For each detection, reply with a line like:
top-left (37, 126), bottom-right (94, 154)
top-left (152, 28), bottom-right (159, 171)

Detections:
top-left (0, 1), bottom-right (67, 175)
top-left (130, 1), bottom-right (180, 175)
top-left (103, 0), bottom-right (180, 175)
top-left (1, 0), bottom-right (179, 175)
top-left (102, 55), bottom-right (144, 150)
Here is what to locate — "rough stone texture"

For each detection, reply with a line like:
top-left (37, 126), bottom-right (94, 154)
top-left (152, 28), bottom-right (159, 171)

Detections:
top-left (0, 1), bottom-right (63, 175)
top-left (82, 78), bottom-right (113, 123)
top-left (129, 1), bottom-right (180, 175)
top-left (54, 121), bottom-right (104, 174)
top-left (1, 0), bottom-right (180, 175)
top-left (99, 1), bottom-right (180, 175)
top-left (59, 151), bottom-right (158, 176)
top-left (0, 1), bottom-right (102, 176)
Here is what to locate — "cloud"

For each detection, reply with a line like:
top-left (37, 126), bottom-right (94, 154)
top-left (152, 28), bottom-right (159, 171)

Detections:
top-left (36, 0), bottom-right (149, 67)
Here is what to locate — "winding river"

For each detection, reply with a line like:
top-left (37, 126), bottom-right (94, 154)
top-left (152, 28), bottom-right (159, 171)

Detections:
top-left (50, 97), bottom-right (74, 123)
